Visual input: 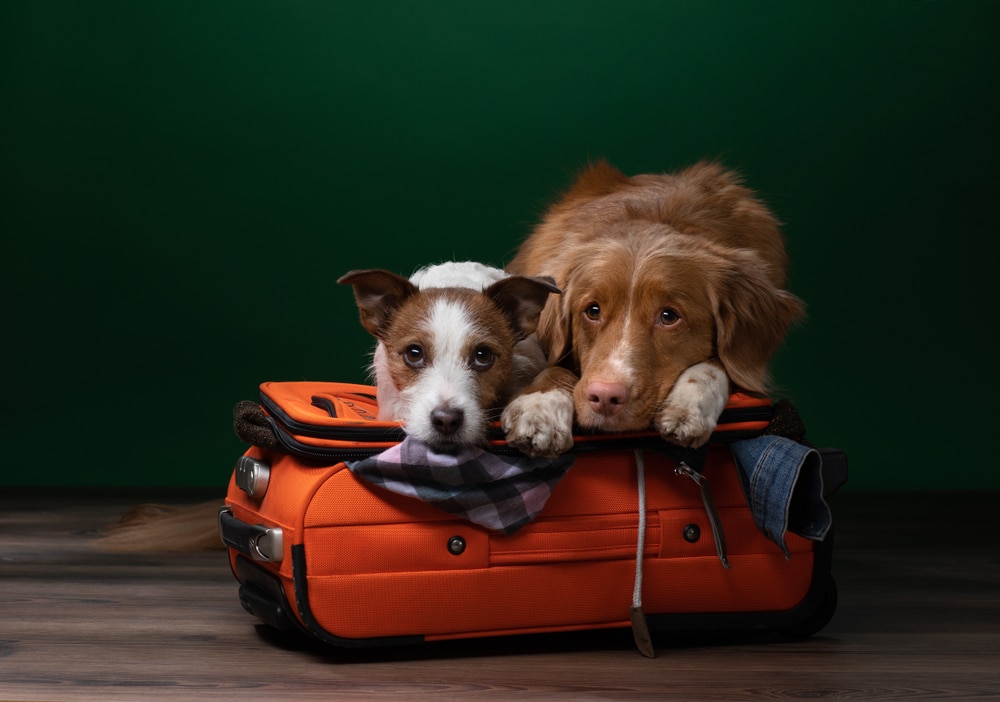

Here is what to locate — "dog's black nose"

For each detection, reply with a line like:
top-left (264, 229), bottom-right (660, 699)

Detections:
top-left (431, 408), bottom-right (464, 435)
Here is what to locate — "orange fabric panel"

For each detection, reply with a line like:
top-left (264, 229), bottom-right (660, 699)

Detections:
top-left (305, 523), bottom-right (490, 575)
top-left (259, 381), bottom-right (385, 427)
top-left (304, 468), bottom-right (454, 527)
top-left (658, 506), bottom-right (812, 560)
top-left (305, 563), bottom-right (638, 640)
top-left (302, 552), bottom-right (814, 641)
top-left (490, 513), bottom-right (661, 565)
top-left (639, 554), bottom-right (815, 614)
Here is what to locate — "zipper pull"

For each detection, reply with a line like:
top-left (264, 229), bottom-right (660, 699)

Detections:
top-left (674, 461), bottom-right (705, 486)
top-left (675, 461), bottom-right (730, 569)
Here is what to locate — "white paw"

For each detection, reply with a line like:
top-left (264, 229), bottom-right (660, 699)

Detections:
top-left (655, 362), bottom-right (730, 448)
top-left (501, 389), bottom-right (575, 457)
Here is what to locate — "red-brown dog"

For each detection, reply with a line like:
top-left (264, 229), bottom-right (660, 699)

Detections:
top-left (501, 160), bottom-right (804, 456)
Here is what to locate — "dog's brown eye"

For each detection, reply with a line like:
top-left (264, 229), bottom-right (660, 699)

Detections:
top-left (584, 303), bottom-right (601, 321)
top-left (471, 346), bottom-right (495, 370)
top-left (660, 308), bottom-right (680, 326)
top-left (403, 344), bottom-right (425, 367)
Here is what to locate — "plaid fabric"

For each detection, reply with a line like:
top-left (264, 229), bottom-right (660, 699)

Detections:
top-left (347, 437), bottom-right (576, 535)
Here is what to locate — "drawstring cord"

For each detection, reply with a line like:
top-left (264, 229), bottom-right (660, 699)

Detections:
top-left (630, 450), bottom-right (655, 658)
top-left (632, 449), bottom-right (647, 611)
top-left (629, 451), bottom-right (732, 657)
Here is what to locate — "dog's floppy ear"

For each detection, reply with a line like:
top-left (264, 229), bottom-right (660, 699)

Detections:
top-left (337, 269), bottom-right (418, 340)
top-left (531, 276), bottom-right (575, 367)
top-left (485, 275), bottom-right (562, 341)
top-left (709, 257), bottom-right (805, 395)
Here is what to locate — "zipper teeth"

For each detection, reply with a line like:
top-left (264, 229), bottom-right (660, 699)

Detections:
top-left (261, 391), bottom-right (773, 465)
top-left (268, 423), bottom-right (769, 466)
top-left (269, 420), bottom-right (388, 461)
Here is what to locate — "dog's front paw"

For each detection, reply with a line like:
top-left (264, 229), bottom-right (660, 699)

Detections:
top-left (655, 362), bottom-right (730, 448)
top-left (501, 389), bottom-right (575, 458)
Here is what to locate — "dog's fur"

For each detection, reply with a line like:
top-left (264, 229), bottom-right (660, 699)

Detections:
top-left (502, 160), bottom-right (804, 457)
top-left (339, 262), bottom-right (560, 449)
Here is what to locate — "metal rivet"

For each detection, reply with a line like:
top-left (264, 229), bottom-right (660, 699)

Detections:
top-left (683, 524), bottom-right (701, 543)
top-left (447, 535), bottom-right (466, 555)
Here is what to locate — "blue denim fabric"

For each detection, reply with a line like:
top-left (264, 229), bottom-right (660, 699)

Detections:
top-left (729, 435), bottom-right (832, 557)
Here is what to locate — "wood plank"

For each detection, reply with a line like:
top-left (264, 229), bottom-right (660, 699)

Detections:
top-left (1, 491), bottom-right (999, 700)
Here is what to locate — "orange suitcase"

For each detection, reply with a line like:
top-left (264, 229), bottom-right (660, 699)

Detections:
top-left (219, 381), bottom-right (846, 650)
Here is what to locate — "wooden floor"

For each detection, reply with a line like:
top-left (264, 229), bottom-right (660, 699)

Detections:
top-left (1, 490), bottom-right (998, 701)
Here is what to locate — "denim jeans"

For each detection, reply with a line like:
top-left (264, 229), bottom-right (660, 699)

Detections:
top-left (730, 435), bottom-right (833, 557)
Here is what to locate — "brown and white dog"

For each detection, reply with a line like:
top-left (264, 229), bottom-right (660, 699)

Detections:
top-left (339, 262), bottom-right (560, 449)
top-left (501, 160), bottom-right (805, 457)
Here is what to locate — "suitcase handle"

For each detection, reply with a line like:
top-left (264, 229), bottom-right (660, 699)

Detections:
top-left (218, 507), bottom-right (284, 563)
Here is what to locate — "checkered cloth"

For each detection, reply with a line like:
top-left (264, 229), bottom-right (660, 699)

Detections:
top-left (347, 437), bottom-right (576, 535)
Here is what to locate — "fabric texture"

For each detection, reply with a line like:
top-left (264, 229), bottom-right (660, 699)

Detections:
top-left (729, 435), bottom-right (833, 556)
top-left (347, 437), bottom-right (576, 535)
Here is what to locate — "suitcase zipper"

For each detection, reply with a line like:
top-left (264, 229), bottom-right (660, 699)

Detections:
top-left (267, 419), bottom-right (394, 462)
top-left (263, 389), bottom-right (770, 444)
top-left (258, 389), bottom-right (773, 465)
top-left (259, 392), bottom-right (407, 444)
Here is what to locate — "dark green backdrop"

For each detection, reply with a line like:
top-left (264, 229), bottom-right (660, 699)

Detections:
top-left (4, 2), bottom-right (998, 490)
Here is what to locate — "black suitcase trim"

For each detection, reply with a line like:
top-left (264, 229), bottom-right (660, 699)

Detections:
top-left (234, 554), bottom-right (425, 648)
top-left (234, 556), bottom-right (299, 633)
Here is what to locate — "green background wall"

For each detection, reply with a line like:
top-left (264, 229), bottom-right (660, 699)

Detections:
top-left (3, 2), bottom-right (998, 491)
